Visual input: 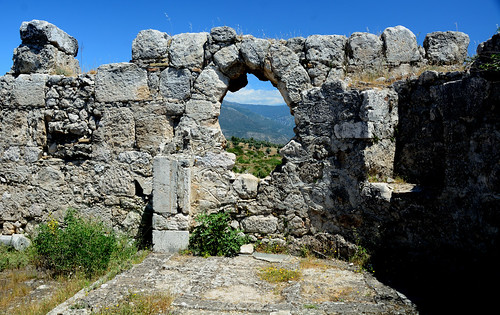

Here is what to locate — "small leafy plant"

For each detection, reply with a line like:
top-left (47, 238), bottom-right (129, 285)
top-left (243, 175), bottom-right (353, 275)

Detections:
top-left (33, 209), bottom-right (117, 277)
top-left (479, 53), bottom-right (500, 72)
top-left (188, 211), bottom-right (247, 257)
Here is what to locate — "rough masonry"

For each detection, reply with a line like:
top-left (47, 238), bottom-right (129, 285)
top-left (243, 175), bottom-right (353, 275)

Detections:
top-left (0, 21), bottom-right (498, 268)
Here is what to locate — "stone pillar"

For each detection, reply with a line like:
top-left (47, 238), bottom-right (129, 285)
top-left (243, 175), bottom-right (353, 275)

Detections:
top-left (152, 155), bottom-right (193, 252)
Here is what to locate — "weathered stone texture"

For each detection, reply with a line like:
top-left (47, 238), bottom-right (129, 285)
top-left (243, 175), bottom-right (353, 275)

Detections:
top-left (159, 67), bottom-right (191, 101)
top-left (347, 32), bottom-right (384, 70)
top-left (13, 20), bottom-right (80, 75)
top-left (382, 25), bottom-right (421, 65)
top-left (424, 31), bottom-right (469, 65)
top-left (95, 63), bottom-right (149, 102)
top-left (132, 29), bottom-right (170, 60)
top-left (169, 33), bottom-right (208, 69)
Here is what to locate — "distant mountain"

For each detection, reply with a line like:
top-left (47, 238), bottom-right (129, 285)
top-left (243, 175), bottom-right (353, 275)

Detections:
top-left (219, 101), bottom-right (295, 144)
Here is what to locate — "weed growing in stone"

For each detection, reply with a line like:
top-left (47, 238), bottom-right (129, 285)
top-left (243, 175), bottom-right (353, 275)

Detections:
top-left (188, 211), bottom-right (248, 257)
top-left (304, 303), bottom-right (319, 309)
top-left (349, 229), bottom-right (372, 273)
top-left (258, 266), bottom-right (301, 283)
top-left (254, 241), bottom-right (289, 254)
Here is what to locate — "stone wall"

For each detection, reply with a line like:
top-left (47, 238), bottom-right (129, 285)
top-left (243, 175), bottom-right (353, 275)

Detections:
top-left (2, 20), bottom-right (497, 263)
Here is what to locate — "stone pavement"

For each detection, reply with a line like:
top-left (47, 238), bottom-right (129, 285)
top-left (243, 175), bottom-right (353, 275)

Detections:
top-left (49, 253), bottom-right (417, 314)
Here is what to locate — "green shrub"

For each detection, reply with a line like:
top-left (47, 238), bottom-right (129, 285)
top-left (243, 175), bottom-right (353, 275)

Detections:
top-left (188, 211), bottom-right (247, 257)
top-left (33, 210), bottom-right (117, 277)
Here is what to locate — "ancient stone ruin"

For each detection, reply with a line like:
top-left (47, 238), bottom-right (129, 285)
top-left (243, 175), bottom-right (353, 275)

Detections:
top-left (0, 19), bottom-right (498, 279)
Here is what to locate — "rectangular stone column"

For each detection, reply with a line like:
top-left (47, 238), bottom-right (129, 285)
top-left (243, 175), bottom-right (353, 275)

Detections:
top-left (152, 155), bottom-right (192, 252)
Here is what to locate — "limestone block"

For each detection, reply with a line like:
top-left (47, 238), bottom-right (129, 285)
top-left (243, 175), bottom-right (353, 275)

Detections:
top-left (424, 31), bottom-right (469, 65)
top-left (33, 166), bottom-right (64, 191)
top-left (347, 32), bottom-right (384, 68)
top-left (2, 222), bottom-right (16, 235)
top-left (159, 67), bottom-right (191, 101)
top-left (279, 140), bottom-right (307, 160)
top-left (169, 33), bottom-right (208, 69)
top-left (267, 43), bottom-right (301, 81)
top-left (360, 89), bottom-right (398, 139)
top-left (2, 147), bottom-right (21, 162)
top-left (361, 182), bottom-right (393, 202)
top-left (0, 234), bottom-right (31, 250)
top-left (305, 35), bottom-right (347, 67)
top-left (381, 26), bottom-right (421, 65)
top-left (289, 216), bottom-right (308, 236)
top-left (13, 44), bottom-right (81, 75)
top-left (193, 66), bottom-right (229, 102)
top-left (0, 111), bottom-right (28, 146)
top-left (153, 213), bottom-right (189, 230)
top-left (233, 174), bottom-right (259, 199)
top-left (95, 107), bottom-right (135, 149)
top-left (95, 63), bottom-right (149, 102)
top-left (213, 45), bottom-right (244, 79)
top-left (132, 29), bottom-right (170, 60)
top-left (240, 37), bottom-right (270, 70)
top-left (210, 26), bottom-right (237, 43)
top-left (121, 211), bottom-right (142, 234)
top-left (239, 243), bottom-right (254, 254)
top-left (277, 65), bottom-right (310, 104)
top-left (152, 230), bottom-right (189, 252)
top-left (24, 147), bottom-right (42, 162)
top-left (241, 215), bottom-right (278, 234)
top-left (12, 74), bottom-right (47, 106)
top-left (153, 156), bottom-right (192, 215)
top-left (363, 139), bottom-right (396, 177)
top-left (360, 89), bottom-right (394, 122)
top-left (99, 166), bottom-right (134, 196)
top-left (334, 121), bottom-right (372, 139)
top-left (185, 99), bottom-right (221, 120)
top-left (194, 152), bottom-right (236, 170)
top-left (286, 37), bottom-right (306, 62)
top-left (135, 115), bottom-right (174, 153)
top-left (117, 151), bottom-right (152, 165)
top-left (20, 20), bottom-right (78, 56)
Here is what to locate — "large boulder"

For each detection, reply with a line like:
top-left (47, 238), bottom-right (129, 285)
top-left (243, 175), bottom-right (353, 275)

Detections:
top-left (305, 35), bottom-right (347, 84)
top-left (132, 29), bottom-right (170, 60)
top-left (424, 31), bottom-right (469, 65)
top-left (210, 26), bottom-right (237, 43)
top-left (20, 20), bottom-right (78, 56)
top-left (160, 67), bottom-right (192, 101)
top-left (347, 32), bottom-right (384, 70)
top-left (13, 20), bottom-right (80, 75)
top-left (95, 63), bottom-right (149, 102)
top-left (169, 33), bottom-right (208, 69)
top-left (382, 26), bottom-right (421, 65)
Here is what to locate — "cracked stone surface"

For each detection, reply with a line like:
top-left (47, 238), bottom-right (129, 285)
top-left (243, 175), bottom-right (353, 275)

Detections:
top-left (51, 253), bottom-right (417, 314)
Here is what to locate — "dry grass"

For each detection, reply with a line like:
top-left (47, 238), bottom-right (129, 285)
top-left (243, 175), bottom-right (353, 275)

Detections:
top-left (0, 268), bottom-right (89, 315)
top-left (0, 269), bottom-right (37, 311)
top-left (299, 257), bottom-right (332, 270)
top-left (95, 291), bottom-right (174, 315)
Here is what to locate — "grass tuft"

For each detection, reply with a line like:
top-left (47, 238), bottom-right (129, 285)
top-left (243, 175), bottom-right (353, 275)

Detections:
top-left (258, 266), bottom-right (301, 283)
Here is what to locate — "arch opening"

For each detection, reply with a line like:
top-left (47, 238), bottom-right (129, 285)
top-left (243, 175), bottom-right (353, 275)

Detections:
top-left (218, 73), bottom-right (294, 178)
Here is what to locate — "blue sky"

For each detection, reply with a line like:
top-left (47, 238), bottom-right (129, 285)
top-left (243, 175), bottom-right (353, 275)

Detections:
top-left (1, 0), bottom-right (498, 105)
